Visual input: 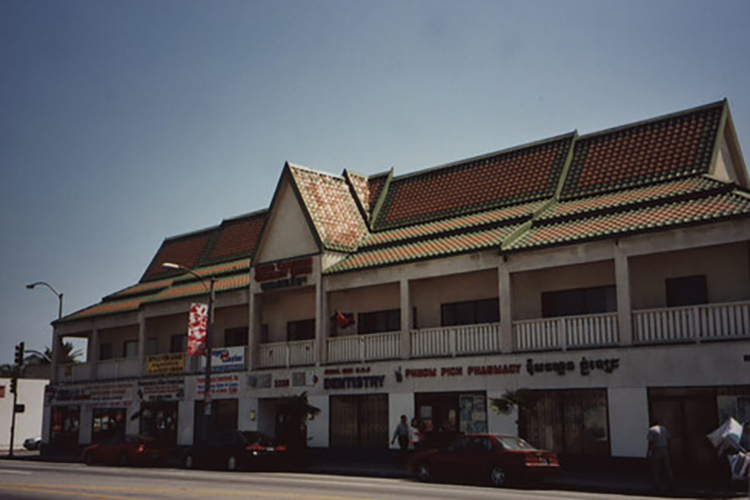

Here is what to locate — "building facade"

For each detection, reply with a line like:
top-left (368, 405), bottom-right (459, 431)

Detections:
top-left (46, 101), bottom-right (750, 474)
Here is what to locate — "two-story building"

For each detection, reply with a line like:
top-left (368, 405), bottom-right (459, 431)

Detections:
top-left (46, 100), bottom-right (750, 475)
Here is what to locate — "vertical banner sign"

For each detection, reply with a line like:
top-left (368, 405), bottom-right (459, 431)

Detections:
top-left (188, 303), bottom-right (208, 356)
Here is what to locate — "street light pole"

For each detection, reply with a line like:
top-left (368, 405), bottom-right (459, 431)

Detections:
top-left (162, 263), bottom-right (216, 443)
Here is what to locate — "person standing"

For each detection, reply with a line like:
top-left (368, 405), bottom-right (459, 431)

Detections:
top-left (410, 418), bottom-right (422, 451)
top-left (647, 420), bottom-right (674, 493)
top-left (391, 414), bottom-right (409, 452)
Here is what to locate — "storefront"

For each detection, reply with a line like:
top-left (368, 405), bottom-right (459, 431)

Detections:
top-left (329, 394), bottom-right (388, 448)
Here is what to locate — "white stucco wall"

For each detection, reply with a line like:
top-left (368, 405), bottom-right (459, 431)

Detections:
top-left (608, 387), bottom-right (649, 457)
top-left (307, 395), bottom-right (329, 447)
top-left (0, 379), bottom-right (47, 451)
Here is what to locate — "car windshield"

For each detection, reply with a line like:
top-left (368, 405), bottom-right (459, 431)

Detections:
top-left (240, 431), bottom-right (275, 446)
top-left (496, 436), bottom-right (537, 450)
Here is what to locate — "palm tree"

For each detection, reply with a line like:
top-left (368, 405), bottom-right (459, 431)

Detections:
top-left (24, 342), bottom-right (83, 365)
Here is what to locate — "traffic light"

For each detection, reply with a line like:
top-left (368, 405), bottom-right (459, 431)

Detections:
top-left (14, 342), bottom-right (24, 366)
top-left (9, 377), bottom-right (17, 394)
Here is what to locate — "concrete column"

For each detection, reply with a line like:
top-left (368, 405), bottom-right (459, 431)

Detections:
top-left (487, 389), bottom-right (518, 435)
top-left (608, 387), bottom-right (649, 457)
top-left (307, 395), bottom-right (329, 448)
top-left (238, 396), bottom-right (259, 431)
top-left (498, 261), bottom-right (514, 353)
top-left (248, 289), bottom-right (258, 371)
top-left (137, 312), bottom-right (147, 376)
top-left (79, 406), bottom-right (93, 445)
top-left (400, 278), bottom-right (411, 360)
top-left (614, 244), bottom-right (634, 346)
top-left (89, 328), bottom-right (100, 380)
top-left (177, 400), bottom-right (195, 446)
top-left (315, 276), bottom-right (328, 366)
top-left (50, 330), bottom-right (62, 384)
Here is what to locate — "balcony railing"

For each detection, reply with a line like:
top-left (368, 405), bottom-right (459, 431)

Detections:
top-left (327, 331), bottom-right (400, 364)
top-left (633, 300), bottom-right (750, 344)
top-left (513, 312), bottom-right (619, 352)
top-left (97, 358), bottom-right (142, 379)
top-left (410, 323), bottom-right (501, 358)
top-left (258, 340), bottom-right (316, 368)
top-left (56, 363), bottom-right (93, 383)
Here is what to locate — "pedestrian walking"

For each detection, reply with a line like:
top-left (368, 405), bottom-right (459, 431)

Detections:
top-left (647, 420), bottom-right (674, 493)
top-left (410, 418), bottom-right (422, 451)
top-left (391, 414), bottom-right (409, 452)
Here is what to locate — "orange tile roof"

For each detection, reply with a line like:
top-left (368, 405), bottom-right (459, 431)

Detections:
top-left (289, 165), bottom-right (369, 251)
top-left (561, 101), bottom-right (724, 200)
top-left (373, 134), bottom-right (574, 230)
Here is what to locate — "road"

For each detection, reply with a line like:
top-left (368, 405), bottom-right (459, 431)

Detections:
top-left (0, 459), bottom-right (679, 500)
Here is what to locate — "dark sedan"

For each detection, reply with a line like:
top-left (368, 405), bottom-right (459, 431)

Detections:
top-left (82, 434), bottom-right (174, 466)
top-left (409, 434), bottom-right (559, 487)
top-left (183, 430), bottom-right (288, 471)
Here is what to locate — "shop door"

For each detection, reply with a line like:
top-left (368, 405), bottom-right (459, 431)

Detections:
top-left (330, 395), bottom-right (388, 448)
top-left (649, 389), bottom-right (721, 478)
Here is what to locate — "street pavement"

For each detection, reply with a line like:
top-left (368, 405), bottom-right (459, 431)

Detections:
top-left (2, 447), bottom-right (748, 499)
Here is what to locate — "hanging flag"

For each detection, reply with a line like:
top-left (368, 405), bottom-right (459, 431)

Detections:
top-left (334, 311), bottom-right (355, 328)
top-left (188, 303), bottom-right (208, 356)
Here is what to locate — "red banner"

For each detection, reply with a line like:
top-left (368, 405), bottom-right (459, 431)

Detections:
top-left (188, 303), bottom-right (208, 356)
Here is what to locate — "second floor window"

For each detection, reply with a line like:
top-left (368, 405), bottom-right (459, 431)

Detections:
top-left (225, 327), bottom-right (249, 347)
top-left (123, 340), bottom-right (138, 359)
top-left (287, 319), bottom-right (315, 342)
top-left (666, 275), bottom-right (708, 307)
top-left (542, 285), bottom-right (616, 318)
top-left (358, 309), bottom-right (400, 334)
top-left (170, 334), bottom-right (186, 354)
top-left (99, 342), bottom-right (113, 361)
top-left (442, 298), bottom-right (499, 326)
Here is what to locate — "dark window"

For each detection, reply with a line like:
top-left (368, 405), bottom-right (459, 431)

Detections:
top-left (666, 275), bottom-right (708, 307)
top-left (99, 343), bottom-right (113, 361)
top-left (225, 327), bottom-right (249, 347)
top-left (170, 334), bottom-right (185, 354)
top-left (287, 319), bottom-right (315, 341)
top-left (441, 299), bottom-right (499, 326)
top-left (542, 286), bottom-right (617, 318)
top-left (92, 408), bottom-right (126, 444)
top-left (260, 324), bottom-right (269, 344)
top-left (357, 309), bottom-right (400, 335)
top-left (123, 340), bottom-right (138, 358)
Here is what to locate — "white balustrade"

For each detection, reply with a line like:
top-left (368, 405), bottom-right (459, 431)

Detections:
top-left (513, 313), bottom-right (619, 352)
top-left (633, 300), bottom-right (750, 344)
top-left (96, 358), bottom-right (141, 380)
top-left (410, 323), bottom-right (500, 358)
top-left (326, 332), bottom-right (400, 364)
top-left (258, 340), bottom-right (316, 368)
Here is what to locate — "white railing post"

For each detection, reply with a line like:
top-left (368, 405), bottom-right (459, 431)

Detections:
top-left (559, 317), bottom-right (567, 352)
top-left (693, 306), bottom-right (701, 344)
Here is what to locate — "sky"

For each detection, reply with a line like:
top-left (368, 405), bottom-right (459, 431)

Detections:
top-left (1, 0), bottom-right (749, 366)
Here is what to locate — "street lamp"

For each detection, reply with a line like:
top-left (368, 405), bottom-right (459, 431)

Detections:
top-left (26, 282), bottom-right (63, 321)
top-left (25, 281), bottom-right (64, 457)
top-left (162, 262), bottom-right (216, 442)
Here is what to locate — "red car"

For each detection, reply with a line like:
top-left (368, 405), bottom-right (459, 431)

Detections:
top-left (82, 434), bottom-right (174, 466)
top-left (409, 434), bottom-right (559, 487)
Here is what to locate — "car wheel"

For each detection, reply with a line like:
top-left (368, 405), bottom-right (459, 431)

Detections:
top-left (489, 466), bottom-right (507, 487)
top-left (227, 455), bottom-right (237, 471)
top-left (119, 452), bottom-right (130, 467)
top-left (416, 462), bottom-right (432, 482)
top-left (183, 453), bottom-right (195, 469)
top-left (84, 451), bottom-right (96, 466)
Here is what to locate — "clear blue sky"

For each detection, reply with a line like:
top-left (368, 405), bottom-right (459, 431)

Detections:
top-left (1, 0), bottom-right (749, 365)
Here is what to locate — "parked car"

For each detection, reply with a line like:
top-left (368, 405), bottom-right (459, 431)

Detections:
top-left (409, 434), bottom-right (560, 487)
top-left (23, 436), bottom-right (42, 450)
top-left (182, 430), bottom-right (288, 471)
top-left (82, 434), bottom-right (174, 466)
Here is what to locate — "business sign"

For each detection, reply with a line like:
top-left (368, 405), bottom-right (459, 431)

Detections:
top-left (196, 373), bottom-right (240, 397)
top-left (46, 381), bottom-right (137, 407)
top-left (255, 257), bottom-right (313, 292)
top-left (138, 377), bottom-right (185, 401)
top-left (188, 303), bottom-right (208, 356)
top-left (200, 346), bottom-right (245, 373)
top-left (147, 353), bottom-right (186, 375)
